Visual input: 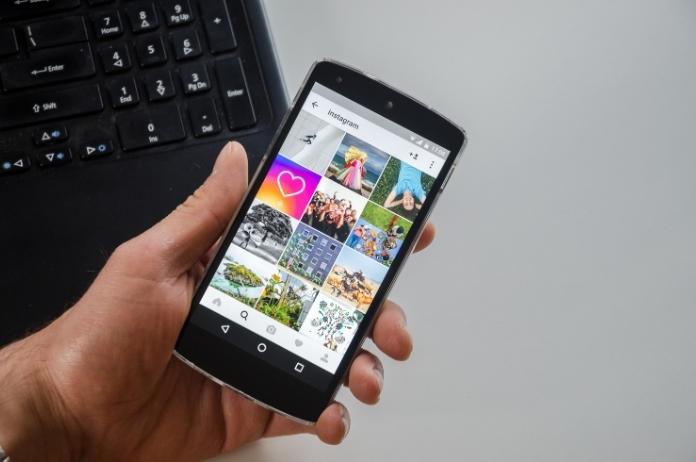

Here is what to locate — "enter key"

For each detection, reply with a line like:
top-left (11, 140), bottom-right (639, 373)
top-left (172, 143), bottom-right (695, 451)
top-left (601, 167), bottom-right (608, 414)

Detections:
top-left (0, 43), bottom-right (95, 91)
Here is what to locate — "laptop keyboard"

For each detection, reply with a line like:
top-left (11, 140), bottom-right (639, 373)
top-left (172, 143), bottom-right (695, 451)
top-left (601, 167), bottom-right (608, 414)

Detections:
top-left (0, 0), bottom-right (262, 175)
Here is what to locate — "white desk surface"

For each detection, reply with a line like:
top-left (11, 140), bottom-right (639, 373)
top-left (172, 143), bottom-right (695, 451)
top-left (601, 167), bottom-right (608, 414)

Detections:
top-left (215, 1), bottom-right (696, 460)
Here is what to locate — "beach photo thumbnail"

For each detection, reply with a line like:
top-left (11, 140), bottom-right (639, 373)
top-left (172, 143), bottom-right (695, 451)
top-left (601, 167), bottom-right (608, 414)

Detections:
top-left (324, 133), bottom-right (390, 198)
top-left (323, 248), bottom-right (388, 312)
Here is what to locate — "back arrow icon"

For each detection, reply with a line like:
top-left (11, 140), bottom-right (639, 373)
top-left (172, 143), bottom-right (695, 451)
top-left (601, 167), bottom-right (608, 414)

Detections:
top-left (312, 101), bottom-right (318, 109)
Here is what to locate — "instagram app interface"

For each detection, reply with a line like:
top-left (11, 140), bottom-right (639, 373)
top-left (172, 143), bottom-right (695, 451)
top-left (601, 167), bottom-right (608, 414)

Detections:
top-left (199, 83), bottom-right (449, 375)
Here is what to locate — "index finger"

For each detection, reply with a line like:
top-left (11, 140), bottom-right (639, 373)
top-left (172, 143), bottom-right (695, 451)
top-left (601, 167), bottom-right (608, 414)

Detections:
top-left (414, 222), bottom-right (436, 253)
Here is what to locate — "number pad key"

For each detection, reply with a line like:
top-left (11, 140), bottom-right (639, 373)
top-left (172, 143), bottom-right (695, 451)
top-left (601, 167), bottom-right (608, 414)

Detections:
top-left (116, 105), bottom-right (186, 151)
top-left (144, 70), bottom-right (176, 101)
top-left (161, 0), bottom-right (194, 26)
top-left (107, 76), bottom-right (140, 108)
top-left (188, 98), bottom-right (221, 137)
top-left (98, 44), bottom-right (132, 74)
top-left (125, 2), bottom-right (159, 33)
top-left (170, 29), bottom-right (202, 60)
top-left (179, 63), bottom-right (211, 95)
top-left (93, 11), bottom-right (123, 39)
top-left (135, 35), bottom-right (167, 67)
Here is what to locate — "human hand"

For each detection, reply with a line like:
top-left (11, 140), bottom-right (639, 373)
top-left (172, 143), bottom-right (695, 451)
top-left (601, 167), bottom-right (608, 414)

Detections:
top-left (0, 142), bottom-right (436, 462)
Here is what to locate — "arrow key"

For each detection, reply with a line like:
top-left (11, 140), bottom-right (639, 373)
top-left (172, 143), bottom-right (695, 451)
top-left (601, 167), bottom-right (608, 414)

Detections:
top-left (1, 154), bottom-right (31, 176)
top-left (144, 70), bottom-right (176, 101)
top-left (170, 29), bottom-right (202, 61)
top-left (34, 126), bottom-right (68, 145)
top-left (37, 148), bottom-right (72, 168)
top-left (80, 141), bottom-right (114, 160)
top-left (98, 44), bottom-right (132, 74)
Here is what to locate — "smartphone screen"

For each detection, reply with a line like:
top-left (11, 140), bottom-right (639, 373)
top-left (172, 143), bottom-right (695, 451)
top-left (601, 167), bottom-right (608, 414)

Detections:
top-left (186, 81), bottom-right (451, 392)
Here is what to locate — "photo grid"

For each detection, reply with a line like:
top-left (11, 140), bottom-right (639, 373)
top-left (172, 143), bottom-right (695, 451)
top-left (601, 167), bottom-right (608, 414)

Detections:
top-left (209, 109), bottom-right (436, 355)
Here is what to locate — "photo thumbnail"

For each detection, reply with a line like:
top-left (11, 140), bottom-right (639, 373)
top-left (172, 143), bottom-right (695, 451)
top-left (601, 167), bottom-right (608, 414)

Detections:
top-left (232, 200), bottom-right (298, 264)
top-left (278, 222), bottom-right (343, 285)
top-left (323, 248), bottom-right (388, 312)
top-left (278, 110), bottom-right (345, 173)
top-left (325, 133), bottom-right (390, 198)
top-left (299, 293), bottom-right (363, 352)
top-left (256, 155), bottom-right (322, 220)
top-left (301, 177), bottom-right (367, 243)
top-left (210, 246), bottom-right (277, 308)
top-left (370, 157), bottom-right (435, 221)
top-left (255, 269), bottom-right (319, 330)
top-left (345, 202), bottom-right (412, 267)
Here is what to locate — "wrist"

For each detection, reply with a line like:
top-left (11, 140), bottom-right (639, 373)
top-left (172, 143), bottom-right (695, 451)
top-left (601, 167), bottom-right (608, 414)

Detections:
top-left (0, 335), bottom-right (77, 461)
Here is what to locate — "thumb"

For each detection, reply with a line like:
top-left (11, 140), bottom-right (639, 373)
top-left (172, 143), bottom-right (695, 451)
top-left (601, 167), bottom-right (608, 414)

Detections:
top-left (123, 141), bottom-right (248, 279)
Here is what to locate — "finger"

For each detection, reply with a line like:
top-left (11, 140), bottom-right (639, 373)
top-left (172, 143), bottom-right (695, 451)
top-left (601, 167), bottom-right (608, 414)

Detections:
top-left (371, 300), bottom-right (413, 361)
top-left (345, 350), bottom-right (383, 404)
top-left (414, 222), bottom-right (436, 253)
top-left (122, 142), bottom-right (248, 279)
top-left (263, 402), bottom-right (350, 445)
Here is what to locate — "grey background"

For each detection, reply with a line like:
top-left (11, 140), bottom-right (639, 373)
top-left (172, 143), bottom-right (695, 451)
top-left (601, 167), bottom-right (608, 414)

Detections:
top-left (215, 1), bottom-right (696, 460)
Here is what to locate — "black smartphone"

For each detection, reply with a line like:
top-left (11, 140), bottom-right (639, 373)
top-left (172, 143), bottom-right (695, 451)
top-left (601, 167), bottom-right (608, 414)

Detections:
top-left (175, 60), bottom-right (467, 423)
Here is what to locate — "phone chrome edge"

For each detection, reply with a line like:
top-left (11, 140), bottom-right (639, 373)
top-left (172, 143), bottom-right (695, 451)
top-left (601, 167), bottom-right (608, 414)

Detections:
top-left (172, 350), bottom-right (316, 426)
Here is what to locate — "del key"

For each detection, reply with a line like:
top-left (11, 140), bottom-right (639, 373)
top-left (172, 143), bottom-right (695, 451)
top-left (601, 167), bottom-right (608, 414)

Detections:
top-left (116, 105), bottom-right (186, 151)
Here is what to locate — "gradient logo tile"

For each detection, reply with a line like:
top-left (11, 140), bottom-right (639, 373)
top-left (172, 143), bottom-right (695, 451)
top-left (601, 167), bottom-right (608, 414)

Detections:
top-left (256, 155), bottom-right (321, 219)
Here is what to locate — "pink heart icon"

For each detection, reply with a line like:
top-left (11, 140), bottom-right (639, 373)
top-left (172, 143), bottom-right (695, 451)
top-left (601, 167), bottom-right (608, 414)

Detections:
top-left (276, 170), bottom-right (306, 198)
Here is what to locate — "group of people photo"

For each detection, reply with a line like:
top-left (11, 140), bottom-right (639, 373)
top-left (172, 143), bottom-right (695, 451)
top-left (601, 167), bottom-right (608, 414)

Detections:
top-left (301, 178), bottom-right (367, 243)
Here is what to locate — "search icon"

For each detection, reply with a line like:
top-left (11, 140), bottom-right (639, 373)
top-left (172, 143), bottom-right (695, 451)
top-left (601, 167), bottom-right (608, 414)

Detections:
top-left (240, 310), bottom-right (248, 321)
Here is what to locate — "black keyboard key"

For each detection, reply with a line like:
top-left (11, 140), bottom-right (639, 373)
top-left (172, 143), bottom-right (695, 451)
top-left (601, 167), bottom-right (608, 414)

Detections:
top-left (0, 84), bottom-right (104, 130)
top-left (25, 16), bottom-right (87, 50)
top-left (80, 141), bottom-right (114, 160)
top-left (135, 35), bottom-right (167, 67)
top-left (87, 0), bottom-right (113, 4)
top-left (116, 105), bottom-right (186, 151)
top-left (93, 11), bottom-right (123, 39)
top-left (37, 148), bottom-right (72, 168)
top-left (188, 98), bottom-right (221, 137)
top-left (0, 43), bottom-right (95, 91)
top-left (125, 2), bottom-right (159, 33)
top-left (199, 0), bottom-right (237, 53)
top-left (161, 0), bottom-right (193, 26)
top-left (215, 57), bottom-right (256, 130)
top-left (144, 70), bottom-right (175, 101)
top-left (0, 0), bottom-right (80, 21)
top-left (99, 44), bottom-right (132, 74)
top-left (179, 62), bottom-right (211, 95)
top-left (0, 28), bottom-right (19, 57)
top-left (0, 155), bottom-right (30, 176)
top-left (107, 76), bottom-right (140, 108)
top-left (170, 29), bottom-right (202, 60)
top-left (34, 126), bottom-right (68, 145)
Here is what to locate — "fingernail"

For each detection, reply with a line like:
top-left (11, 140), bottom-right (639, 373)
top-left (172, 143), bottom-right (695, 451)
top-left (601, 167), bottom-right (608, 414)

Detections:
top-left (340, 406), bottom-right (351, 440)
top-left (374, 363), bottom-right (384, 390)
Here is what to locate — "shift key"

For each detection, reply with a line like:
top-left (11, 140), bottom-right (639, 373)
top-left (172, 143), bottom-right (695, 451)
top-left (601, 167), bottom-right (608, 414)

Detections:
top-left (0, 84), bottom-right (103, 130)
top-left (0, 43), bottom-right (95, 91)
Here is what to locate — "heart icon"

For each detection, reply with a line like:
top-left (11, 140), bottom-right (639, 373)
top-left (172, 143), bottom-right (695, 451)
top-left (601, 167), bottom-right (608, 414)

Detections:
top-left (294, 339), bottom-right (303, 347)
top-left (276, 170), bottom-right (306, 198)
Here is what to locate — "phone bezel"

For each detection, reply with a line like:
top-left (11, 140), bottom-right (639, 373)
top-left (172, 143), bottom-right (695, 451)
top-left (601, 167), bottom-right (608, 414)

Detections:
top-left (175, 60), bottom-right (467, 423)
